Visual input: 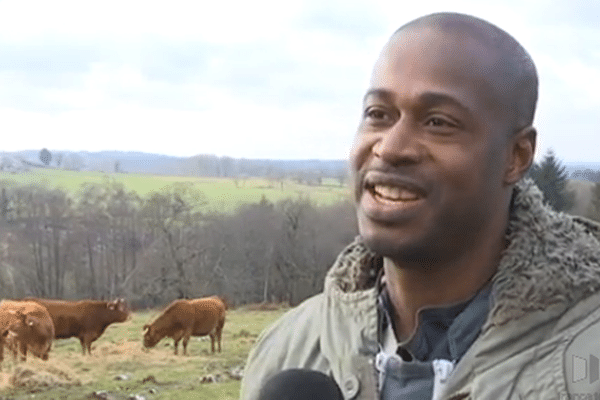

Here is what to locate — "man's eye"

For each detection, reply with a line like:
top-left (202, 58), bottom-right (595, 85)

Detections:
top-left (426, 117), bottom-right (452, 127)
top-left (364, 107), bottom-right (391, 122)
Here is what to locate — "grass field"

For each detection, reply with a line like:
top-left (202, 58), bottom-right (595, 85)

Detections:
top-left (0, 169), bottom-right (351, 212)
top-left (0, 305), bottom-right (289, 400)
top-left (2, 169), bottom-right (594, 216)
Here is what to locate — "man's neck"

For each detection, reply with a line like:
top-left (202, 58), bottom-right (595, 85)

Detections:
top-left (384, 234), bottom-right (505, 341)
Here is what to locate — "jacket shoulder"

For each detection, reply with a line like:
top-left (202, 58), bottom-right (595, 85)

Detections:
top-left (240, 294), bottom-right (330, 400)
top-left (562, 292), bottom-right (600, 397)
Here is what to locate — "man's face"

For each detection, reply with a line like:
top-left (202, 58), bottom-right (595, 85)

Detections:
top-left (350, 28), bottom-right (513, 264)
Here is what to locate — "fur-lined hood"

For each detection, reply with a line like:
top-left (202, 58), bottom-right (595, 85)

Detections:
top-left (324, 178), bottom-right (600, 326)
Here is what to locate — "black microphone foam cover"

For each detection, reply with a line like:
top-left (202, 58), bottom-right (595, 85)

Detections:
top-left (258, 369), bottom-right (344, 400)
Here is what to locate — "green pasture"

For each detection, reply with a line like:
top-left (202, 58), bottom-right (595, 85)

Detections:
top-left (0, 169), bottom-right (350, 212)
top-left (0, 305), bottom-right (289, 399)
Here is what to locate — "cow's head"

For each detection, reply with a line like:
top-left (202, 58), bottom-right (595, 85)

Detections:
top-left (9, 310), bottom-right (40, 336)
top-left (142, 324), bottom-right (159, 348)
top-left (6, 310), bottom-right (51, 360)
top-left (107, 298), bottom-right (130, 322)
top-left (7, 309), bottom-right (27, 332)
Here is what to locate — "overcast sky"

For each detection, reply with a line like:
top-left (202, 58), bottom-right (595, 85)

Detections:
top-left (0, 0), bottom-right (598, 162)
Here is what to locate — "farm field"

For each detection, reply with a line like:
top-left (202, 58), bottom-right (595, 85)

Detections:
top-left (0, 169), bottom-right (350, 212)
top-left (0, 305), bottom-right (289, 400)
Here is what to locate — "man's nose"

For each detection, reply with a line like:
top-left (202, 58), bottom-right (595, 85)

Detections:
top-left (372, 118), bottom-right (422, 165)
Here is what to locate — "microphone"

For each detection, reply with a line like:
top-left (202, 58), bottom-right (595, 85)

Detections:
top-left (258, 369), bottom-right (344, 400)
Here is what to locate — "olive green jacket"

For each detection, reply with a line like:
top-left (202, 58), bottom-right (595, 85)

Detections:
top-left (240, 180), bottom-right (600, 400)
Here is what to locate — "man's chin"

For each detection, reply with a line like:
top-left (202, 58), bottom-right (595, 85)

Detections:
top-left (361, 234), bottom-right (405, 259)
top-left (360, 234), bottom-right (432, 265)
top-left (357, 214), bottom-right (432, 262)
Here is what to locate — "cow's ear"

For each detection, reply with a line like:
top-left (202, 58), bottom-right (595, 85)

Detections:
top-left (143, 324), bottom-right (149, 331)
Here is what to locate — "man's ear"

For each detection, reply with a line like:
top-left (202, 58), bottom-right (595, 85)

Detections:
top-left (504, 126), bottom-right (537, 185)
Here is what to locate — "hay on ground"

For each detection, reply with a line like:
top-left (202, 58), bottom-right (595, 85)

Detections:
top-left (8, 361), bottom-right (81, 390)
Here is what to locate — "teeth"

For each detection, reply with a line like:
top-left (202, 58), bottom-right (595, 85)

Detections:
top-left (373, 185), bottom-right (420, 201)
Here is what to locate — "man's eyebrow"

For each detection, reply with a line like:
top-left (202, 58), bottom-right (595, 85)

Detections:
top-left (418, 92), bottom-right (472, 114)
top-left (363, 89), bottom-right (472, 114)
top-left (362, 89), bottom-right (394, 103)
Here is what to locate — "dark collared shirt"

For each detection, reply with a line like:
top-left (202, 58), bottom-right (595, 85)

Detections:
top-left (376, 282), bottom-right (491, 399)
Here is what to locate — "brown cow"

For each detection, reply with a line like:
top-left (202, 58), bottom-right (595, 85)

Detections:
top-left (25, 298), bottom-right (129, 355)
top-left (0, 300), bottom-right (55, 364)
top-left (143, 296), bottom-right (226, 355)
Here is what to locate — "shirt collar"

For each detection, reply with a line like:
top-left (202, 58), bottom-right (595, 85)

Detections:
top-left (378, 277), bottom-right (492, 362)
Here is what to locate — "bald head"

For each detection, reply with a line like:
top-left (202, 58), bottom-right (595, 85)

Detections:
top-left (391, 12), bottom-right (538, 134)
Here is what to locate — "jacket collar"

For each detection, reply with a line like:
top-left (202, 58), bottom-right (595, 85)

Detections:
top-left (324, 178), bottom-right (600, 326)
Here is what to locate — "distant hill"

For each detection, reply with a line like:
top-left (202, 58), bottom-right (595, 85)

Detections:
top-left (2, 150), bottom-right (598, 182)
top-left (566, 163), bottom-right (600, 182)
top-left (0, 150), bottom-right (348, 179)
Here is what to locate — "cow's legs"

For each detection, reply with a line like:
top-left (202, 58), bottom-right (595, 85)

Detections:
top-left (216, 317), bottom-right (224, 353)
top-left (80, 333), bottom-right (97, 355)
top-left (182, 335), bottom-right (189, 355)
top-left (181, 328), bottom-right (194, 356)
top-left (10, 340), bottom-right (18, 361)
top-left (218, 324), bottom-right (223, 353)
top-left (173, 338), bottom-right (180, 355)
top-left (172, 330), bottom-right (185, 355)
top-left (19, 341), bottom-right (27, 362)
top-left (79, 337), bottom-right (90, 355)
top-left (209, 333), bottom-right (215, 353)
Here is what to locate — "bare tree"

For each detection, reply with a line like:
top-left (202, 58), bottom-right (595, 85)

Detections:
top-left (140, 183), bottom-right (207, 299)
top-left (76, 177), bottom-right (142, 298)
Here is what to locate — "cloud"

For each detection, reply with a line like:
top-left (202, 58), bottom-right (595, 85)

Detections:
top-left (135, 39), bottom-right (214, 84)
top-left (0, 32), bottom-right (370, 113)
top-left (297, 0), bottom-right (387, 40)
top-left (0, 0), bottom-right (378, 117)
top-left (518, 0), bottom-right (600, 30)
top-left (0, 0), bottom-right (598, 161)
top-left (0, 39), bottom-right (101, 88)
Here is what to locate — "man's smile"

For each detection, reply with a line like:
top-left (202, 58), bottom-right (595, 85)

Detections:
top-left (371, 184), bottom-right (422, 202)
top-left (360, 171), bottom-right (428, 218)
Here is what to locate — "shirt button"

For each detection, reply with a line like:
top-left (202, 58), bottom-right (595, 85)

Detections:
top-left (343, 375), bottom-right (360, 399)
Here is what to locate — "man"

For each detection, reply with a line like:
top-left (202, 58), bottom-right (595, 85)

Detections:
top-left (241, 12), bottom-right (600, 400)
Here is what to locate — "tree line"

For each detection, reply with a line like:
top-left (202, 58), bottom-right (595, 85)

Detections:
top-left (0, 178), bottom-right (357, 308)
top-left (1, 148), bottom-right (599, 309)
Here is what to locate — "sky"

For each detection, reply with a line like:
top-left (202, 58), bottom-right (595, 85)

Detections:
top-left (0, 0), bottom-right (598, 162)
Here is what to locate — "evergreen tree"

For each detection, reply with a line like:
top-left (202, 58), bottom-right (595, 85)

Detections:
top-left (39, 148), bottom-right (52, 166)
top-left (527, 149), bottom-right (574, 212)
